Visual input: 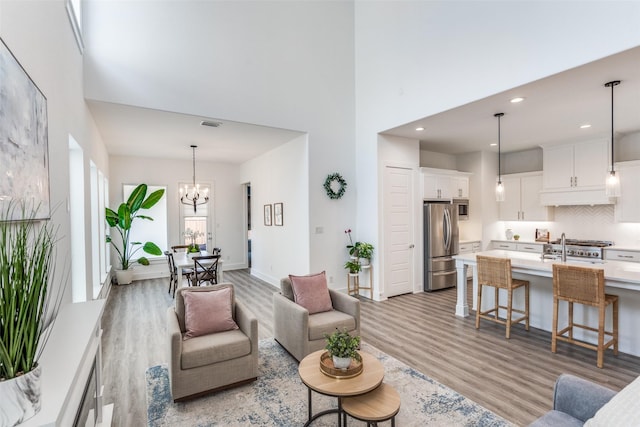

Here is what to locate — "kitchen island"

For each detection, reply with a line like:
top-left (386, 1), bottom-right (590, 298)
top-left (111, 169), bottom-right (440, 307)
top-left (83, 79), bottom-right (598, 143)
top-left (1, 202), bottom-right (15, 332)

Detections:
top-left (454, 250), bottom-right (640, 357)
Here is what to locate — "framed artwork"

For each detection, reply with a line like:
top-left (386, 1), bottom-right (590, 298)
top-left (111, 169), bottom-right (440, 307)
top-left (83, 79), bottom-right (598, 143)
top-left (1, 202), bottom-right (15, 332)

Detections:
top-left (0, 37), bottom-right (50, 220)
top-left (274, 202), bottom-right (283, 226)
top-left (264, 204), bottom-right (272, 226)
top-left (535, 228), bottom-right (550, 242)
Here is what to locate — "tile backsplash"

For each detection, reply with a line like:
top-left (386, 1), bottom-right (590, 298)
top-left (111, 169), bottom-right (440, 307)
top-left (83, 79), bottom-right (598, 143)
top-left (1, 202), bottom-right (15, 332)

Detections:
top-left (501, 204), bottom-right (640, 249)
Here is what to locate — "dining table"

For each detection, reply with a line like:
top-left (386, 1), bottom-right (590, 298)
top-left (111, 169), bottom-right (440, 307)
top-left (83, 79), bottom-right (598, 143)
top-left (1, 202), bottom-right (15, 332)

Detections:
top-left (172, 251), bottom-right (224, 288)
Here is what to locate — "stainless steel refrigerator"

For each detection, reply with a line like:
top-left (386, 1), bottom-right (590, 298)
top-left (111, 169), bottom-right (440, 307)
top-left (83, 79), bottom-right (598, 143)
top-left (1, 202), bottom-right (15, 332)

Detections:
top-left (424, 201), bottom-right (459, 291)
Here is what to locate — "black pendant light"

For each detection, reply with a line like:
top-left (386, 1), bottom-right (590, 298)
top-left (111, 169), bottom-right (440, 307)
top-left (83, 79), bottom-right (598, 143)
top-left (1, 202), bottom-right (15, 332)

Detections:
top-left (495, 113), bottom-right (505, 202)
top-left (604, 80), bottom-right (621, 197)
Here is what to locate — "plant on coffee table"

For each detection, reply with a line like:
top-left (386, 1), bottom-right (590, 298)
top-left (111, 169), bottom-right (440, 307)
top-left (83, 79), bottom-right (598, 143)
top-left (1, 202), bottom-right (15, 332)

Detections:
top-left (324, 328), bottom-right (361, 369)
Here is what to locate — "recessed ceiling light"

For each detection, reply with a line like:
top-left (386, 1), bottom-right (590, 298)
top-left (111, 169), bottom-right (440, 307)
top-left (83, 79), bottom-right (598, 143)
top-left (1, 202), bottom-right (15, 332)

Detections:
top-left (510, 97), bottom-right (525, 103)
top-left (490, 143), bottom-right (497, 147)
top-left (580, 124), bottom-right (592, 129)
top-left (415, 127), bottom-right (425, 131)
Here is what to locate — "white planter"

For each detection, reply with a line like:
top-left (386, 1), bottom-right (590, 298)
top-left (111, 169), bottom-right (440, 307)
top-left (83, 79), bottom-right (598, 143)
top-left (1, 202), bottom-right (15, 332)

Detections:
top-left (359, 258), bottom-right (370, 266)
top-left (0, 364), bottom-right (42, 427)
top-left (115, 269), bottom-right (134, 285)
top-left (332, 356), bottom-right (352, 369)
top-left (348, 272), bottom-right (359, 277)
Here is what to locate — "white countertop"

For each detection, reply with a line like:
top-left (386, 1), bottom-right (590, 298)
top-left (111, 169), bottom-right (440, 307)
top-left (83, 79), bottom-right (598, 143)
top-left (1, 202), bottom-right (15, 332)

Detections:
top-left (454, 249), bottom-right (640, 290)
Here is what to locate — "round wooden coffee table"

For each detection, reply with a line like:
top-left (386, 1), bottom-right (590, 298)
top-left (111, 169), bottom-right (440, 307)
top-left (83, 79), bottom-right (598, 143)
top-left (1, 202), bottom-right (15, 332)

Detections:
top-left (298, 350), bottom-right (384, 427)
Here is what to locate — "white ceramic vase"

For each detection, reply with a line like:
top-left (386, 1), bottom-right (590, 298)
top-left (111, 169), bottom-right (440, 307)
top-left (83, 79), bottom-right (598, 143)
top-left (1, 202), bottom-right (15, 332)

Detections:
top-left (332, 356), bottom-right (352, 369)
top-left (115, 269), bottom-right (134, 285)
top-left (359, 258), bottom-right (370, 266)
top-left (0, 364), bottom-right (42, 427)
top-left (505, 229), bottom-right (514, 240)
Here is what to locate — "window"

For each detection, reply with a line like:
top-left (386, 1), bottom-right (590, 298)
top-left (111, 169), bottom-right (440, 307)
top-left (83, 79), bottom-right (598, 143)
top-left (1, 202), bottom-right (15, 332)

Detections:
top-left (179, 183), bottom-right (212, 250)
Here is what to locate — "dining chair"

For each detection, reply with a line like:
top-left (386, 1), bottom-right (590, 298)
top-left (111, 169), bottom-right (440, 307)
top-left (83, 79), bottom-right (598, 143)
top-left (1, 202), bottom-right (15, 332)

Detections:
top-left (164, 251), bottom-right (177, 297)
top-left (191, 255), bottom-right (220, 286)
top-left (476, 255), bottom-right (530, 339)
top-left (552, 264), bottom-right (618, 368)
top-left (171, 244), bottom-right (191, 253)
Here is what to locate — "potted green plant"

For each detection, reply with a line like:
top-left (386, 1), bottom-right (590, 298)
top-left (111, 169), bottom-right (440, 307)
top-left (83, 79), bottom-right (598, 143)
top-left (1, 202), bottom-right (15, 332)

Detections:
top-left (344, 259), bottom-right (361, 275)
top-left (105, 184), bottom-right (165, 285)
top-left (355, 242), bottom-right (374, 265)
top-left (0, 203), bottom-right (65, 425)
top-left (324, 328), bottom-right (361, 369)
top-left (183, 228), bottom-right (204, 254)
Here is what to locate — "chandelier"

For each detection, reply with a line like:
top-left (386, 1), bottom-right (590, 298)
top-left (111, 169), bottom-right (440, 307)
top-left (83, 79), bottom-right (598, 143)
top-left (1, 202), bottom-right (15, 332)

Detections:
top-left (180, 144), bottom-right (209, 212)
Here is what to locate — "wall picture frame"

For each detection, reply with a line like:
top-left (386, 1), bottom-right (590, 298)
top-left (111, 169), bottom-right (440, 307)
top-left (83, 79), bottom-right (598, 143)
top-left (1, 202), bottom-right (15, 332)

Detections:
top-left (274, 202), bottom-right (283, 226)
top-left (0, 37), bottom-right (50, 221)
top-left (264, 204), bottom-right (272, 226)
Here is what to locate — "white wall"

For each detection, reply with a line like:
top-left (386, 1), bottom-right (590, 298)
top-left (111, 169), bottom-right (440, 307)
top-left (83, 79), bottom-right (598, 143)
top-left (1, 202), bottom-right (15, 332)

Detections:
top-left (108, 155), bottom-right (246, 276)
top-left (240, 135), bottom-right (310, 287)
top-left (0, 0), bottom-right (110, 304)
top-left (419, 150), bottom-right (457, 169)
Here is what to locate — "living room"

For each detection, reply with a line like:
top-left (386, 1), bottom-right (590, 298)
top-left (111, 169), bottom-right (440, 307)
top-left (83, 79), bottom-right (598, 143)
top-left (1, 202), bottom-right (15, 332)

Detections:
top-left (1, 1), bottom-right (639, 426)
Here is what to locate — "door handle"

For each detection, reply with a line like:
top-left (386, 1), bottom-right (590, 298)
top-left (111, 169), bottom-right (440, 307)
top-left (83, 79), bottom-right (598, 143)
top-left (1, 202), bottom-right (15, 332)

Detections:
top-left (409, 244), bottom-right (415, 249)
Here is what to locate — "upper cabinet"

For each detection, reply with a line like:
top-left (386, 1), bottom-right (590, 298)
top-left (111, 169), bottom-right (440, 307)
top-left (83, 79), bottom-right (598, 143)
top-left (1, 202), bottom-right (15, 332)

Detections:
top-left (499, 172), bottom-right (553, 221)
top-left (421, 168), bottom-right (471, 200)
top-left (614, 160), bottom-right (640, 222)
top-left (540, 139), bottom-right (612, 206)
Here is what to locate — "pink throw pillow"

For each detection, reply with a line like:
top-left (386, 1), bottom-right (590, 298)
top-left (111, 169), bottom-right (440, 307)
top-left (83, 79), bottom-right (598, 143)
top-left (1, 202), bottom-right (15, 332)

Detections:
top-left (289, 271), bottom-right (333, 314)
top-left (183, 287), bottom-right (238, 339)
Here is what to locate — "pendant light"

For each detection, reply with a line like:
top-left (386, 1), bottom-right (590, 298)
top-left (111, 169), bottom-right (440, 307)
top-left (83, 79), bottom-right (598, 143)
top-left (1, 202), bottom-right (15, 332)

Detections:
top-left (495, 113), bottom-right (505, 202)
top-left (180, 145), bottom-right (209, 212)
top-left (604, 80), bottom-right (621, 197)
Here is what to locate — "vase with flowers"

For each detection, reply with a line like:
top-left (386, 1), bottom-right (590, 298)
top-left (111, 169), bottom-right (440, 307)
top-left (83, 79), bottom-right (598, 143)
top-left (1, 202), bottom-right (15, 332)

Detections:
top-left (183, 228), bottom-right (204, 254)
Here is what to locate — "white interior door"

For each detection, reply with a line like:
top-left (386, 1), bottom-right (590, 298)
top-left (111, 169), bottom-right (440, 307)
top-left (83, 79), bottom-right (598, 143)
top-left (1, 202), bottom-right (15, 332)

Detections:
top-left (384, 166), bottom-right (414, 297)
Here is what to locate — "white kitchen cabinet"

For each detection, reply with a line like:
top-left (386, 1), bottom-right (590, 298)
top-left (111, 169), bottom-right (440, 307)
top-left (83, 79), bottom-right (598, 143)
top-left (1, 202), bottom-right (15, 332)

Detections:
top-left (491, 241), bottom-right (517, 251)
top-left (516, 242), bottom-right (543, 253)
top-left (614, 160), bottom-right (640, 223)
top-left (499, 172), bottom-right (552, 221)
top-left (605, 249), bottom-right (640, 263)
top-left (421, 168), bottom-right (472, 200)
top-left (423, 173), bottom-right (453, 199)
top-left (459, 241), bottom-right (481, 278)
top-left (451, 176), bottom-right (469, 198)
top-left (540, 139), bottom-right (612, 206)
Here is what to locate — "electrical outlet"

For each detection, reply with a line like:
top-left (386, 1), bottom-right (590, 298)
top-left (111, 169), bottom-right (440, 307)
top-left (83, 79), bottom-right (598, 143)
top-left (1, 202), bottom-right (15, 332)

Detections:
top-left (315, 226), bottom-right (323, 234)
top-left (329, 276), bottom-right (334, 283)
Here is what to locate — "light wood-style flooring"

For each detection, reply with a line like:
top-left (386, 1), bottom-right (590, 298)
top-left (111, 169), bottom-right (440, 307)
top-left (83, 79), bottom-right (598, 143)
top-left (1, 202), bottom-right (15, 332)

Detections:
top-left (102, 270), bottom-right (640, 426)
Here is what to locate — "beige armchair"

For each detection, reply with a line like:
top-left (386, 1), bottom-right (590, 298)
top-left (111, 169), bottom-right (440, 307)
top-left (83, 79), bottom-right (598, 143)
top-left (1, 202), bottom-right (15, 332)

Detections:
top-left (273, 277), bottom-right (360, 362)
top-left (167, 284), bottom-right (258, 401)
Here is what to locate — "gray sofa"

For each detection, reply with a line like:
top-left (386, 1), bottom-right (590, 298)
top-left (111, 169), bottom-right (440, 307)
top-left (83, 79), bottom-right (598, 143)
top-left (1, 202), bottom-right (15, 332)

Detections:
top-left (529, 374), bottom-right (616, 426)
top-left (273, 277), bottom-right (360, 362)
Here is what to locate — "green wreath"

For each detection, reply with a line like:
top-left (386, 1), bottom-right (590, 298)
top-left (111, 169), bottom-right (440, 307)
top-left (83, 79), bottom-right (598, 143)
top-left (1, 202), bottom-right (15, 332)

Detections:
top-left (324, 173), bottom-right (347, 199)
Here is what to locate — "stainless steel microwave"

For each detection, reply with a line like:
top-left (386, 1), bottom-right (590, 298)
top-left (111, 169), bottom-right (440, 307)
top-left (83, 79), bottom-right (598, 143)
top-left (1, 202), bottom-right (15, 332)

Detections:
top-left (453, 199), bottom-right (469, 220)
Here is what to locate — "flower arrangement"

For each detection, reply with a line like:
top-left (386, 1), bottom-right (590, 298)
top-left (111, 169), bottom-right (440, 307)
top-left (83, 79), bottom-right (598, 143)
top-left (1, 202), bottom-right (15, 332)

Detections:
top-left (184, 228), bottom-right (204, 252)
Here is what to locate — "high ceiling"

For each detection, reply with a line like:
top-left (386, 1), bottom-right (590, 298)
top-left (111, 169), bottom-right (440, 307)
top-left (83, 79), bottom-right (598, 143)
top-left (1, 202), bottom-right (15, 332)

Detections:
top-left (383, 46), bottom-right (640, 155)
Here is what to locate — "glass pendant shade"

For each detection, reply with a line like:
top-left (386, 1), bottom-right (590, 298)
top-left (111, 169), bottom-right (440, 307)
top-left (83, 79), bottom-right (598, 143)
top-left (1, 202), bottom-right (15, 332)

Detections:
top-left (495, 180), bottom-right (505, 202)
top-left (606, 170), bottom-right (620, 197)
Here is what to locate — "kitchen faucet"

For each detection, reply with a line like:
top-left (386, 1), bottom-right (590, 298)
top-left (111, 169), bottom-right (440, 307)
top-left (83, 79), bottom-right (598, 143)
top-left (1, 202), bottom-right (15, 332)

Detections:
top-left (560, 232), bottom-right (567, 262)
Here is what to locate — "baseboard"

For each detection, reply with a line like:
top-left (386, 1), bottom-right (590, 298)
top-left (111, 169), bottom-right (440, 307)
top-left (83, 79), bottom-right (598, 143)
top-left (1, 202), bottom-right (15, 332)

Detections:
top-left (250, 270), bottom-right (279, 289)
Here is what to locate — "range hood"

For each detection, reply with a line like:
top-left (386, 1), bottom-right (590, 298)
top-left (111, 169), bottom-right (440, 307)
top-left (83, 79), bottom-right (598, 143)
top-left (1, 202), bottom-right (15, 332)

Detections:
top-left (539, 188), bottom-right (615, 206)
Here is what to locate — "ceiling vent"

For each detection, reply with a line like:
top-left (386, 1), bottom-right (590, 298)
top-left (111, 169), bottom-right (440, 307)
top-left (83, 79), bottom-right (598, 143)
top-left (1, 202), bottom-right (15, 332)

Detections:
top-left (200, 120), bottom-right (222, 128)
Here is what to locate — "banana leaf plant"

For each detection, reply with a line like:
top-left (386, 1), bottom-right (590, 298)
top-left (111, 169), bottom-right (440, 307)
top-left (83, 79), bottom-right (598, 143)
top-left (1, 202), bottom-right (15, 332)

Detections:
top-left (105, 184), bottom-right (165, 270)
top-left (0, 203), bottom-right (63, 380)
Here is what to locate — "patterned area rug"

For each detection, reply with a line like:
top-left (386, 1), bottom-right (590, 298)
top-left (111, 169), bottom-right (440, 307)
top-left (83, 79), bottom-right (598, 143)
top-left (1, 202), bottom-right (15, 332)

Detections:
top-left (146, 340), bottom-right (513, 426)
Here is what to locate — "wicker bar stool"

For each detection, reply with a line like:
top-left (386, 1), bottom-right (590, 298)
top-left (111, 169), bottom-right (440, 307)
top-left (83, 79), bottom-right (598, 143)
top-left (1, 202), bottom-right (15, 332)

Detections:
top-left (475, 255), bottom-right (530, 339)
top-left (552, 264), bottom-right (618, 368)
